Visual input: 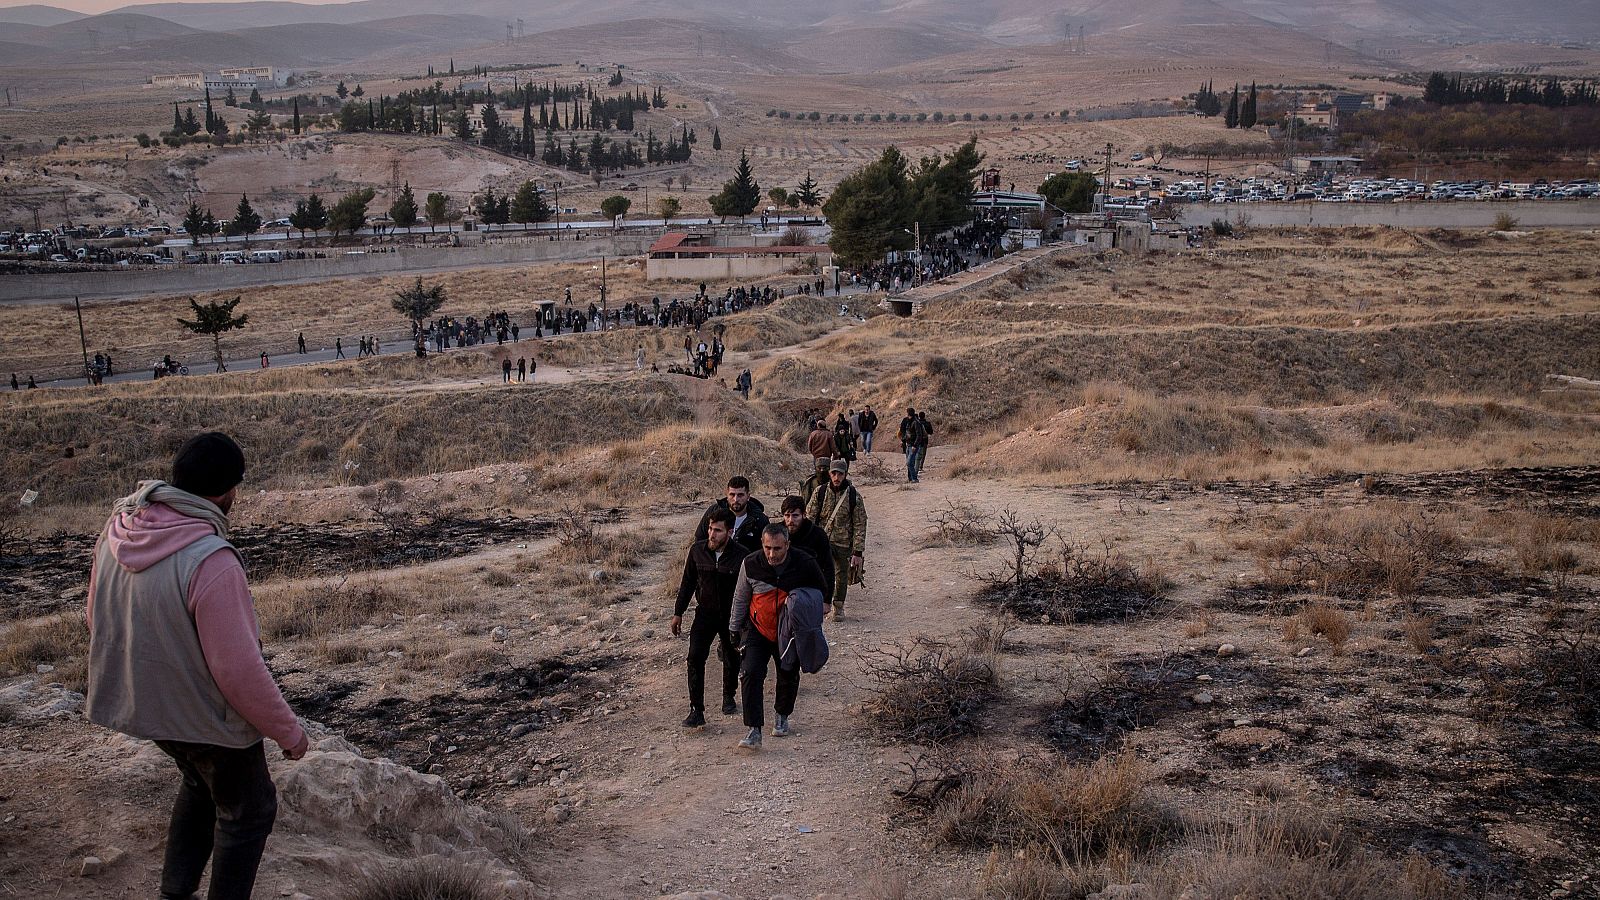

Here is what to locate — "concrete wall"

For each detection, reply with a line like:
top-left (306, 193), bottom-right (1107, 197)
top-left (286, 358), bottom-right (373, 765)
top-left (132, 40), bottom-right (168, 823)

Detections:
top-left (645, 254), bottom-right (827, 282)
top-left (1176, 199), bottom-right (1600, 230)
top-left (1, 234), bottom-right (659, 305)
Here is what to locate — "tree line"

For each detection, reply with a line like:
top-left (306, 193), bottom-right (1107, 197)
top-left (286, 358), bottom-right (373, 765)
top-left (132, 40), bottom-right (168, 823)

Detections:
top-left (1193, 81), bottom-right (1259, 128)
top-left (822, 137), bottom-right (985, 266)
top-left (1422, 73), bottom-right (1599, 108)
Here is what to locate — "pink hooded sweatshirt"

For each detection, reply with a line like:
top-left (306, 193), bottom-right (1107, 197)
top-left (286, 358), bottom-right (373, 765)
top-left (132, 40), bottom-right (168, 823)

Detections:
top-left (87, 501), bottom-right (307, 755)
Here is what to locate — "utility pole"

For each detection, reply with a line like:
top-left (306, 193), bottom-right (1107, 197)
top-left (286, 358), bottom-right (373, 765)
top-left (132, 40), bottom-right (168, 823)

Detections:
top-left (74, 296), bottom-right (91, 385)
top-left (913, 221), bottom-right (921, 286)
top-left (600, 255), bottom-right (608, 327)
top-left (1100, 142), bottom-right (1113, 213)
top-left (1286, 90), bottom-right (1300, 192)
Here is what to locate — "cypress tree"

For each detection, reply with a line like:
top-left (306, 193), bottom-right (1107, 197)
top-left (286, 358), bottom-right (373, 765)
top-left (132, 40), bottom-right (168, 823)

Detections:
top-left (292, 98), bottom-right (301, 134)
top-left (1240, 82), bottom-right (1258, 128)
top-left (712, 127), bottom-right (721, 151)
top-left (1224, 84), bottom-right (1240, 128)
top-left (173, 102), bottom-right (182, 135)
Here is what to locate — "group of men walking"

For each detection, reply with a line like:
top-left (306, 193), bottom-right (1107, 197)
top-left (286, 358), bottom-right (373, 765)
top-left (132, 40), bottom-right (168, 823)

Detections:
top-left (673, 462), bottom-right (867, 750)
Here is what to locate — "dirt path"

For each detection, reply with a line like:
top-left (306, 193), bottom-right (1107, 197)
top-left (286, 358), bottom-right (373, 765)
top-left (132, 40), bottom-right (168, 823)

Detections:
top-left (535, 452), bottom-right (996, 898)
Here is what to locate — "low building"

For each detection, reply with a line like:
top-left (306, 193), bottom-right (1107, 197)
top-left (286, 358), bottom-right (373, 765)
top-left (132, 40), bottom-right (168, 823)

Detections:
top-left (150, 72), bottom-right (204, 89)
top-left (646, 232), bottom-right (833, 282)
top-left (1292, 103), bottom-right (1338, 128)
top-left (1289, 155), bottom-right (1364, 176)
top-left (221, 66), bottom-right (285, 87)
top-left (152, 67), bottom-right (282, 90)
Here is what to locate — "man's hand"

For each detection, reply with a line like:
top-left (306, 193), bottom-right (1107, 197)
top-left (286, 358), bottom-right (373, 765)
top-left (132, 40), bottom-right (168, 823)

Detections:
top-left (283, 733), bottom-right (309, 761)
top-left (670, 614), bottom-right (683, 636)
top-left (851, 554), bottom-right (863, 569)
top-left (824, 603), bottom-right (833, 619)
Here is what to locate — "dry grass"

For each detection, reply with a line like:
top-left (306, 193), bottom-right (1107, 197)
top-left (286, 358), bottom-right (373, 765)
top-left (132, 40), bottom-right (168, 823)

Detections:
top-left (1298, 602), bottom-right (1354, 655)
top-left (347, 857), bottom-right (499, 900)
top-left (256, 580), bottom-right (405, 641)
top-left (1255, 503), bottom-right (1476, 599)
top-left (572, 425), bottom-right (801, 503)
top-left (934, 753), bottom-right (1177, 867)
top-left (0, 614), bottom-right (89, 691)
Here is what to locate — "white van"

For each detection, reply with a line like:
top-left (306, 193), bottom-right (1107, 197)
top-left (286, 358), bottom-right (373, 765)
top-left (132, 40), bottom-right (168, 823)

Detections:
top-left (249, 249), bottom-right (283, 263)
top-left (218, 251), bottom-right (246, 264)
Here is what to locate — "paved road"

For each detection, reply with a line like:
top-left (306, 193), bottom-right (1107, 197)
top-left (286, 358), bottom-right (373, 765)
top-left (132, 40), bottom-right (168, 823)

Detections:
top-left (162, 215), bottom-right (822, 247)
top-left (27, 285), bottom-right (874, 390)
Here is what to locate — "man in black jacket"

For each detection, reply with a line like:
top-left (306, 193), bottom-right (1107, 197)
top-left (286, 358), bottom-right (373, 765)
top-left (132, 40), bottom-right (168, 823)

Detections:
top-left (673, 508), bottom-right (749, 728)
top-left (728, 524), bottom-right (829, 750)
top-left (859, 405), bottom-right (879, 454)
top-left (779, 495), bottom-right (834, 604)
top-left (693, 475), bottom-right (769, 554)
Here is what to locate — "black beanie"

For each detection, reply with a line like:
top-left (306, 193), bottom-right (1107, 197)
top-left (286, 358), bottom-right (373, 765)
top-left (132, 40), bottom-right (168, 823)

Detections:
top-left (171, 432), bottom-right (246, 498)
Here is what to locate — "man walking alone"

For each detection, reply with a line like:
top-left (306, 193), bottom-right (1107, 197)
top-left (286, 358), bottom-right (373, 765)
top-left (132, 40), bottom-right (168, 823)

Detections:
top-left (806, 459), bottom-right (867, 621)
top-left (729, 524), bottom-right (828, 750)
top-left (86, 432), bottom-right (307, 900)
top-left (673, 508), bottom-right (749, 727)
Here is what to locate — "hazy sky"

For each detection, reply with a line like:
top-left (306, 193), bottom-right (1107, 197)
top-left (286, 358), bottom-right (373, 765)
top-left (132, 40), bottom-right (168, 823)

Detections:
top-left (3, 0), bottom-right (351, 14)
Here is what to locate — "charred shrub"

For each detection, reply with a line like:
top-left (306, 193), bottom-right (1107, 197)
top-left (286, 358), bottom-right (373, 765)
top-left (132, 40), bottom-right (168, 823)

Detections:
top-left (863, 637), bottom-right (1000, 744)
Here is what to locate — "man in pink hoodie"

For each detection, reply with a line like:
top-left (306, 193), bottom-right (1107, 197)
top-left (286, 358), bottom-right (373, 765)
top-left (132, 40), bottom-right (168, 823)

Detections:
top-left (86, 432), bottom-right (307, 900)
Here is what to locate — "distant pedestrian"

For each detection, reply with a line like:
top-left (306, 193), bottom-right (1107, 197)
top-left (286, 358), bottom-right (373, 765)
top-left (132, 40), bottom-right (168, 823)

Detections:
top-left (297, 333), bottom-right (306, 354)
top-left (529, 356), bottom-right (537, 382)
top-left (259, 352), bottom-right (269, 369)
top-left (27, 375), bottom-right (36, 389)
top-left (517, 357), bottom-right (527, 382)
top-left (334, 338), bottom-right (344, 359)
top-left (636, 344), bottom-right (646, 370)
top-left (898, 407), bottom-right (926, 483)
top-left (859, 405), bottom-right (878, 454)
top-left (501, 357), bottom-right (513, 383)
top-left (916, 411), bottom-right (933, 474)
top-left (512, 323), bottom-right (520, 342)
top-left (9, 373), bottom-right (17, 391)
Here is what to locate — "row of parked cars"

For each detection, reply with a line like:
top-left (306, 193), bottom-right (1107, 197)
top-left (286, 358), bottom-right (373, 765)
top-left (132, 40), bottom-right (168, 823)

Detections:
top-left (1152, 177), bottom-right (1600, 204)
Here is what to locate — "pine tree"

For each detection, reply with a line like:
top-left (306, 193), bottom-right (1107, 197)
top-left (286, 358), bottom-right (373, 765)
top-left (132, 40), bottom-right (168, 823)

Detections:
top-left (1224, 84), bottom-right (1240, 128)
top-left (1240, 82), bottom-right (1258, 129)
top-left (424, 192), bottom-right (453, 232)
top-left (794, 171), bottom-right (822, 209)
top-left (292, 98), bottom-right (301, 135)
top-left (336, 80), bottom-right (349, 99)
top-left (454, 104), bottom-right (472, 141)
top-left (176, 296), bottom-right (249, 373)
top-left (182, 107), bottom-right (201, 136)
top-left (822, 145), bottom-right (913, 266)
top-left (224, 86), bottom-right (237, 107)
top-left (233, 194), bottom-right (261, 242)
top-left (710, 150), bottom-right (761, 219)
top-left (352, 84), bottom-right (364, 98)
top-left (480, 103), bottom-right (503, 147)
top-left (183, 202), bottom-right (207, 246)
top-left (328, 187), bottom-right (375, 237)
top-left (509, 179), bottom-right (551, 223)
top-left (390, 182), bottom-right (419, 228)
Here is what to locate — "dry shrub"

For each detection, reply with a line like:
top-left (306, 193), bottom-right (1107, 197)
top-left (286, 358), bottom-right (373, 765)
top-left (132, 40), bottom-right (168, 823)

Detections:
top-left (1256, 504), bottom-right (1474, 598)
top-left (1299, 602), bottom-right (1353, 654)
top-left (547, 513), bottom-right (660, 571)
top-left (0, 614), bottom-right (89, 691)
top-left (924, 499), bottom-right (994, 547)
top-left (980, 528), bottom-right (1171, 624)
top-left (479, 567), bottom-right (516, 587)
top-left (574, 426), bottom-right (799, 501)
top-left (935, 753), bottom-right (1177, 867)
top-left (1184, 607), bottom-right (1216, 638)
top-left (1479, 508), bottom-right (1594, 581)
top-left (442, 646), bottom-right (502, 678)
top-left (347, 858), bottom-right (500, 900)
top-left (1144, 802), bottom-right (1460, 900)
top-left (257, 580), bottom-right (403, 641)
top-left (1402, 614), bottom-right (1435, 655)
top-left (863, 637), bottom-right (1000, 744)
top-left (1477, 616), bottom-right (1600, 727)
top-left (317, 639), bottom-right (369, 665)
top-left (964, 616), bottom-right (1016, 657)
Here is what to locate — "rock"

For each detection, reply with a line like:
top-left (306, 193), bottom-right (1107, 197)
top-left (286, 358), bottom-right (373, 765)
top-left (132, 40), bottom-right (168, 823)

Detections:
top-left (1233, 718), bottom-right (1254, 728)
top-left (544, 804), bottom-right (572, 825)
top-left (80, 857), bottom-right (102, 877)
top-left (1297, 647), bottom-right (1314, 657)
top-left (1217, 643), bottom-right (1236, 658)
top-left (490, 626), bottom-right (509, 643)
top-left (588, 569), bottom-right (610, 584)
top-left (35, 664), bottom-right (54, 674)
top-left (506, 723), bottom-right (533, 739)
top-left (1192, 693), bottom-right (1214, 705)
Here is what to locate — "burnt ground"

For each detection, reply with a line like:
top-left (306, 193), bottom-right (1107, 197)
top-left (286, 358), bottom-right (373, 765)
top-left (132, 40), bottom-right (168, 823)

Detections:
top-left (1087, 465), bottom-right (1600, 518)
top-left (283, 653), bottom-right (622, 801)
top-left (0, 508), bottom-right (624, 622)
top-left (1012, 585), bottom-right (1600, 894)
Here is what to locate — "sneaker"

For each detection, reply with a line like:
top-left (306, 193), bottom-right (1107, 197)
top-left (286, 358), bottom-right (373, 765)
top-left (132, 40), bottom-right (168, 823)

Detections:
top-left (738, 727), bottom-right (762, 750)
top-left (682, 707), bottom-right (706, 729)
top-left (721, 697), bottom-right (739, 716)
top-left (772, 715), bottom-right (791, 737)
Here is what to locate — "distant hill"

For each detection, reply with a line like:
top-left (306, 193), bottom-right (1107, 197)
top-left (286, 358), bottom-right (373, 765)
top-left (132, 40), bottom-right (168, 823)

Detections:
top-left (98, 0), bottom-right (1600, 41)
top-left (0, 3), bottom-right (86, 26)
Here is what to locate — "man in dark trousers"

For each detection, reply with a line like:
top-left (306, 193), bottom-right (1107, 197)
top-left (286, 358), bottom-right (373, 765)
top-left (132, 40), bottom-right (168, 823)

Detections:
top-left (728, 523), bottom-right (828, 750)
top-left (297, 333), bottom-right (306, 354)
top-left (672, 508), bottom-right (749, 727)
top-left (86, 432), bottom-right (307, 900)
top-left (693, 475), bottom-right (769, 554)
top-left (859, 405), bottom-right (879, 454)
